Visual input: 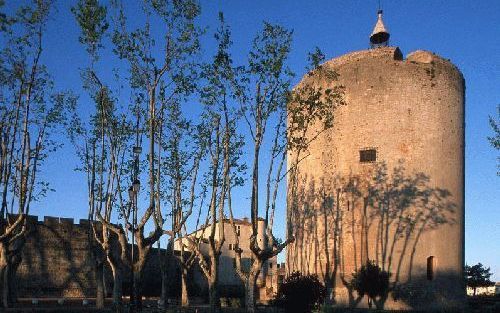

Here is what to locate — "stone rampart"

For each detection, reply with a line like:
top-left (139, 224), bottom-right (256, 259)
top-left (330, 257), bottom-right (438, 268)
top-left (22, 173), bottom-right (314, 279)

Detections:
top-left (16, 215), bottom-right (163, 298)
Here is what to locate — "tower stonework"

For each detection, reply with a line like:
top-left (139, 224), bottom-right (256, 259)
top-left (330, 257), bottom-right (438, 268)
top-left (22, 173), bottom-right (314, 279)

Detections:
top-left (287, 46), bottom-right (465, 310)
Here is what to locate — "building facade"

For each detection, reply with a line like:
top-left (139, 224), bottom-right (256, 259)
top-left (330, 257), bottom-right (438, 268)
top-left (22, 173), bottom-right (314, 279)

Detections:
top-left (175, 218), bottom-right (280, 303)
top-left (287, 11), bottom-right (465, 310)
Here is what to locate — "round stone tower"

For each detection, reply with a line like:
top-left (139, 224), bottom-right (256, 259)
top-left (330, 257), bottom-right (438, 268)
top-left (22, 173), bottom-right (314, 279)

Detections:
top-left (287, 11), bottom-right (464, 310)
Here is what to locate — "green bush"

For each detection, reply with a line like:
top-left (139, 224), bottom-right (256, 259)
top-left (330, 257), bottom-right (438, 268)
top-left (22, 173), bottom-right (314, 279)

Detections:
top-left (274, 271), bottom-right (326, 313)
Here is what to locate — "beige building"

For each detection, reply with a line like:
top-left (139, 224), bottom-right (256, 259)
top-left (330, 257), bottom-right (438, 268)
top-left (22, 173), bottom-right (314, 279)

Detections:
top-left (287, 10), bottom-right (465, 310)
top-left (175, 218), bottom-right (280, 302)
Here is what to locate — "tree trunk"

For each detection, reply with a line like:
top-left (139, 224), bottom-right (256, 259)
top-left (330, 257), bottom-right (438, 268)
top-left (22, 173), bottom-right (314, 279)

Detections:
top-left (158, 242), bottom-right (171, 309)
top-left (208, 278), bottom-right (220, 313)
top-left (95, 261), bottom-right (105, 309)
top-left (323, 278), bottom-right (335, 305)
top-left (374, 295), bottom-right (387, 310)
top-left (181, 267), bottom-right (189, 307)
top-left (346, 287), bottom-right (362, 308)
top-left (245, 259), bottom-right (263, 313)
top-left (110, 262), bottom-right (123, 311)
top-left (8, 254), bottom-right (21, 305)
top-left (0, 242), bottom-right (10, 309)
top-left (1, 264), bottom-right (10, 308)
top-left (133, 269), bottom-right (143, 310)
top-left (245, 275), bottom-right (257, 313)
top-left (158, 268), bottom-right (168, 309)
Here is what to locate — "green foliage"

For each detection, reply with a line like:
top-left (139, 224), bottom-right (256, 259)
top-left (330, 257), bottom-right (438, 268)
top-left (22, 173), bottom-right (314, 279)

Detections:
top-left (274, 272), bottom-right (326, 313)
top-left (71, 0), bottom-right (109, 60)
top-left (306, 46), bottom-right (325, 71)
top-left (351, 261), bottom-right (390, 306)
top-left (111, 0), bottom-right (201, 94)
top-left (488, 105), bottom-right (500, 175)
top-left (199, 11), bottom-right (246, 188)
top-left (287, 47), bottom-right (345, 153)
top-left (0, 0), bottom-right (69, 211)
top-left (0, 0), bottom-right (12, 32)
top-left (465, 263), bottom-right (494, 294)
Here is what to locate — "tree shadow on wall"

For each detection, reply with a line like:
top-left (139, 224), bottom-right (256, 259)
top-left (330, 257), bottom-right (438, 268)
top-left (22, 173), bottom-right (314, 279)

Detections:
top-left (18, 220), bottom-right (96, 298)
top-left (287, 160), bottom-right (458, 309)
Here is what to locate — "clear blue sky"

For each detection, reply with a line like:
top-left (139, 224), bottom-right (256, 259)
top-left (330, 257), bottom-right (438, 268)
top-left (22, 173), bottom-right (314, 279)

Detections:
top-left (5, 1), bottom-right (499, 280)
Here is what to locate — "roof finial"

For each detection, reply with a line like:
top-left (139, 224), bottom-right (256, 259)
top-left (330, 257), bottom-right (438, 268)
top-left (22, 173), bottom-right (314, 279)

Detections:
top-left (370, 9), bottom-right (390, 48)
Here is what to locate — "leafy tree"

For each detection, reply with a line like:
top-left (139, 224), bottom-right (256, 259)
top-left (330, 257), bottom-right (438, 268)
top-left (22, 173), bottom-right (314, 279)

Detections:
top-left (0, 0), bottom-right (71, 308)
top-left (109, 0), bottom-right (202, 309)
top-left (71, 0), bottom-right (108, 61)
top-left (488, 105), bottom-right (499, 175)
top-left (465, 263), bottom-right (494, 296)
top-left (160, 98), bottom-right (205, 307)
top-left (351, 260), bottom-right (390, 310)
top-left (70, 0), bottom-right (115, 309)
top-left (182, 13), bottom-right (245, 312)
top-left (215, 19), bottom-right (345, 312)
top-left (274, 272), bottom-right (326, 313)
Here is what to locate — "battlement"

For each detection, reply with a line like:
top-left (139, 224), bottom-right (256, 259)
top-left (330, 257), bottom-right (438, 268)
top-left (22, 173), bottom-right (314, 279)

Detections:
top-left (316, 46), bottom-right (462, 79)
top-left (4, 214), bottom-right (106, 228)
top-left (15, 214), bottom-right (163, 298)
top-left (5, 214), bottom-right (75, 228)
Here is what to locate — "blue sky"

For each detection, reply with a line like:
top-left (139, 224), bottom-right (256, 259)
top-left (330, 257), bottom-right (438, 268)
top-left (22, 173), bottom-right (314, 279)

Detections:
top-left (4, 1), bottom-right (499, 280)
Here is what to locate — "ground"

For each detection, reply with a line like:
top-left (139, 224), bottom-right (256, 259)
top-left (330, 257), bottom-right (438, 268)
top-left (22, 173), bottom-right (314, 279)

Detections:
top-left (4, 296), bottom-right (499, 313)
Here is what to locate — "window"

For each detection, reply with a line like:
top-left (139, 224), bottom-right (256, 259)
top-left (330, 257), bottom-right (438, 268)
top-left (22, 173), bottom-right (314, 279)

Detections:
top-left (236, 225), bottom-right (241, 236)
top-left (228, 244), bottom-right (234, 250)
top-left (427, 256), bottom-right (436, 280)
top-left (360, 149), bottom-right (377, 163)
top-left (269, 262), bottom-right (273, 269)
top-left (228, 243), bottom-right (238, 251)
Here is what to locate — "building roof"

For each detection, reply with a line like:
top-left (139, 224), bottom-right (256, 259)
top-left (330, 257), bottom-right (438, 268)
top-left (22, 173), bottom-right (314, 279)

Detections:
top-left (370, 10), bottom-right (390, 45)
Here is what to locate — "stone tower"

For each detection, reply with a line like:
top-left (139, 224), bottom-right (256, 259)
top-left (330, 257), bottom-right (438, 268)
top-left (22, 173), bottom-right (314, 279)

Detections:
top-left (287, 10), bottom-right (465, 310)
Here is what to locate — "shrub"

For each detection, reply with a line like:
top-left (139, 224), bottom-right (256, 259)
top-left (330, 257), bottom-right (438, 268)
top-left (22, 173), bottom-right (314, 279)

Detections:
top-left (351, 260), bottom-right (390, 309)
top-left (274, 271), bottom-right (326, 313)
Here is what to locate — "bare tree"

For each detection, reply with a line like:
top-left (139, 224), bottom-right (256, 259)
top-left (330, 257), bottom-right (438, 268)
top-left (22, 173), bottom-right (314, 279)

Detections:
top-left (0, 0), bottom-right (69, 307)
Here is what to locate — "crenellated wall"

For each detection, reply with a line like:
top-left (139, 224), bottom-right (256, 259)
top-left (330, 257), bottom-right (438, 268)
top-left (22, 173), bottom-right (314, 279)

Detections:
top-left (16, 215), bottom-right (163, 298)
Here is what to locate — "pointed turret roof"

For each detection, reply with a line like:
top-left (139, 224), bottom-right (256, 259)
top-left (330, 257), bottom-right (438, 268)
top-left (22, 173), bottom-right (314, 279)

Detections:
top-left (370, 10), bottom-right (390, 46)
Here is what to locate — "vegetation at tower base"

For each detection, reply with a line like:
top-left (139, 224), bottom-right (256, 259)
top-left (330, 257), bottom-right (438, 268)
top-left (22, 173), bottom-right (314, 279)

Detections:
top-left (0, 0), bottom-right (72, 308)
top-left (465, 263), bottom-right (494, 296)
top-left (488, 105), bottom-right (500, 175)
top-left (273, 272), bottom-right (326, 313)
top-left (351, 260), bottom-right (390, 310)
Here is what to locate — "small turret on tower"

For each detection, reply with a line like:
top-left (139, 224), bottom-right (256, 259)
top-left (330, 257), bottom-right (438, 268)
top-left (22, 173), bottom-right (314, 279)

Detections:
top-left (370, 10), bottom-right (390, 48)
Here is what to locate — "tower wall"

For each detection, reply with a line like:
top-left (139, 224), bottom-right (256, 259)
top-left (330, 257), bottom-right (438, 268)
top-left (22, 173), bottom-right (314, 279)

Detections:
top-left (287, 47), bottom-right (465, 310)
